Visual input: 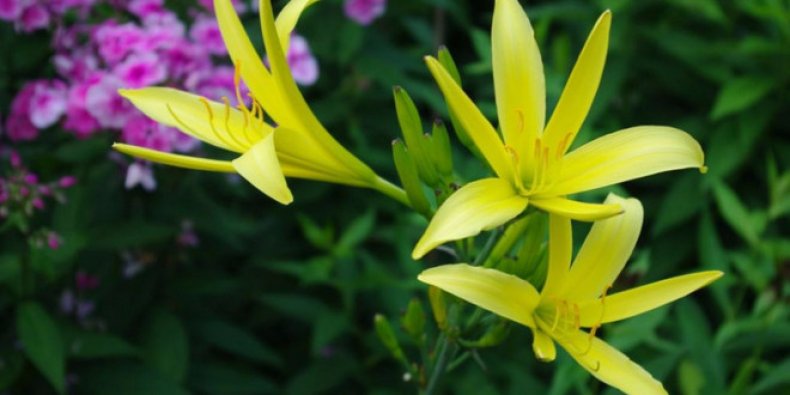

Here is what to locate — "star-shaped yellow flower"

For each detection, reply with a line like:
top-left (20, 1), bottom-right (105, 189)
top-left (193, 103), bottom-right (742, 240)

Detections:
top-left (412, 0), bottom-right (705, 258)
top-left (418, 194), bottom-right (722, 395)
top-left (113, 0), bottom-right (405, 205)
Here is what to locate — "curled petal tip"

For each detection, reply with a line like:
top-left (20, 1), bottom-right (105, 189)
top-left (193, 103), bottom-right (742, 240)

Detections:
top-left (700, 165), bottom-right (709, 174)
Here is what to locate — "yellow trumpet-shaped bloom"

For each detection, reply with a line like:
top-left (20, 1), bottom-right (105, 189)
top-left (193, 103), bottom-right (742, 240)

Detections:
top-left (418, 194), bottom-right (723, 395)
top-left (113, 0), bottom-right (406, 205)
top-left (412, 1), bottom-right (705, 258)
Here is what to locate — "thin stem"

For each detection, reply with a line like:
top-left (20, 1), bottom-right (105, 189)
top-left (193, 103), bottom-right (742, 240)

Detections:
top-left (371, 176), bottom-right (411, 207)
top-left (424, 336), bottom-right (452, 395)
top-left (473, 227), bottom-right (503, 266)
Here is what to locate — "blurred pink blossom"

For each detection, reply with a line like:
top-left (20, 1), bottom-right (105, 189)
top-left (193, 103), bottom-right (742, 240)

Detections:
top-left (6, 83), bottom-right (39, 141)
top-left (0, 0), bottom-right (22, 20)
top-left (344, 0), bottom-right (386, 26)
top-left (85, 75), bottom-right (135, 129)
top-left (29, 80), bottom-right (68, 129)
top-left (114, 53), bottom-right (167, 88)
top-left (18, 4), bottom-right (50, 32)
top-left (127, 0), bottom-right (164, 18)
top-left (93, 22), bottom-right (145, 65)
top-left (189, 15), bottom-right (226, 56)
top-left (63, 76), bottom-right (102, 138)
top-left (125, 162), bottom-right (156, 191)
top-left (288, 34), bottom-right (319, 86)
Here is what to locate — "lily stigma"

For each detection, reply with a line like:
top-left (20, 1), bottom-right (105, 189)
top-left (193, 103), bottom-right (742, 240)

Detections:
top-left (418, 194), bottom-right (723, 395)
top-left (412, 0), bottom-right (706, 259)
top-left (113, 0), bottom-right (407, 205)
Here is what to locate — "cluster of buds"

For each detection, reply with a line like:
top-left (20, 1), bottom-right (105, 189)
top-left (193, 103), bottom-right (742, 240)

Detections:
top-left (0, 151), bottom-right (76, 248)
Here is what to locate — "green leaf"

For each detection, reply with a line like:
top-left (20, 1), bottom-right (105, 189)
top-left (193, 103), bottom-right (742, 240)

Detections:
top-left (191, 320), bottom-right (282, 367)
top-left (751, 357), bottom-right (790, 394)
top-left (64, 327), bottom-right (139, 359)
top-left (652, 173), bottom-right (703, 236)
top-left (678, 359), bottom-right (705, 395)
top-left (16, 302), bottom-right (66, 394)
top-left (189, 361), bottom-right (278, 395)
top-left (139, 310), bottom-right (189, 383)
top-left (676, 300), bottom-right (726, 394)
top-left (712, 180), bottom-right (759, 245)
top-left (710, 77), bottom-right (774, 120)
top-left (90, 222), bottom-right (174, 250)
top-left (335, 210), bottom-right (376, 255)
top-left (79, 361), bottom-right (189, 395)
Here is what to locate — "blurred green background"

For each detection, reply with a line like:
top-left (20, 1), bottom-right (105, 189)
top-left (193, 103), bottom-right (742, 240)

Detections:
top-left (1, 0), bottom-right (788, 394)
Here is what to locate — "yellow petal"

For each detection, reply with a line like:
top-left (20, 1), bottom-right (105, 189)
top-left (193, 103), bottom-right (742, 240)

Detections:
top-left (492, 0), bottom-right (545, 152)
top-left (112, 143), bottom-right (235, 172)
top-left (578, 271), bottom-right (723, 327)
top-left (259, 0), bottom-right (377, 186)
top-left (424, 56), bottom-right (515, 182)
top-left (541, 214), bottom-right (571, 298)
top-left (559, 194), bottom-right (642, 301)
top-left (559, 331), bottom-right (667, 395)
top-left (213, 0), bottom-right (289, 122)
top-left (543, 11), bottom-right (611, 154)
top-left (119, 88), bottom-right (267, 153)
top-left (530, 196), bottom-right (623, 222)
top-left (275, 0), bottom-right (319, 53)
top-left (412, 178), bottom-right (528, 259)
top-left (550, 126), bottom-right (706, 196)
top-left (417, 264), bottom-right (539, 328)
top-left (531, 328), bottom-right (556, 362)
top-left (274, 127), bottom-right (368, 186)
top-left (232, 131), bottom-right (293, 204)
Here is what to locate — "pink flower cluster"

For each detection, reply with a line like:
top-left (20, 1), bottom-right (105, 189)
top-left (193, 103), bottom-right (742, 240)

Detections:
top-left (344, 0), bottom-right (387, 26)
top-left (0, 0), bottom-right (97, 33)
top-left (0, 150), bottom-right (76, 217)
top-left (0, 150), bottom-right (76, 249)
top-left (2, 0), bottom-right (321, 190)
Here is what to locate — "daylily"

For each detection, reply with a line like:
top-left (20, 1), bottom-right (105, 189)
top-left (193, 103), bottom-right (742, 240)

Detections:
top-left (418, 194), bottom-right (722, 395)
top-left (113, 0), bottom-right (406, 205)
top-left (412, 0), bottom-right (705, 258)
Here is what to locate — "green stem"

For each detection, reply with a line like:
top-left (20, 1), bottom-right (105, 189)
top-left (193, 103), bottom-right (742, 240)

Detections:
top-left (473, 227), bottom-right (502, 266)
top-left (424, 336), bottom-right (452, 395)
top-left (371, 176), bottom-right (411, 208)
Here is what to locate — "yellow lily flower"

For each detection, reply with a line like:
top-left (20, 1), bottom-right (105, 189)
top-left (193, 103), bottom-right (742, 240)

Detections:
top-left (412, 0), bottom-right (705, 258)
top-left (418, 194), bottom-right (722, 395)
top-left (113, 0), bottom-right (406, 205)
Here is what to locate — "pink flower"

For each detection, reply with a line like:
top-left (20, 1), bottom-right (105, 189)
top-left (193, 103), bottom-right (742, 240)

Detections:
top-left (6, 83), bottom-right (39, 141)
top-left (54, 50), bottom-right (99, 81)
top-left (127, 0), bottom-right (164, 19)
top-left (85, 75), bottom-right (135, 129)
top-left (288, 34), bottom-right (319, 86)
top-left (0, 0), bottom-right (22, 20)
top-left (189, 15), bottom-right (226, 56)
top-left (63, 76), bottom-right (102, 138)
top-left (344, 0), bottom-right (386, 26)
top-left (160, 43), bottom-right (211, 81)
top-left (200, 0), bottom-right (246, 14)
top-left (29, 81), bottom-right (67, 129)
top-left (140, 11), bottom-right (185, 51)
top-left (93, 22), bottom-right (145, 65)
top-left (47, 232), bottom-right (61, 250)
top-left (114, 53), bottom-right (167, 88)
top-left (75, 271), bottom-right (100, 290)
top-left (185, 65), bottom-right (247, 102)
top-left (17, 4), bottom-right (51, 33)
top-left (125, 162), bottom-right (156, 191)
top-left (58, 176), bottom-right (77, 188)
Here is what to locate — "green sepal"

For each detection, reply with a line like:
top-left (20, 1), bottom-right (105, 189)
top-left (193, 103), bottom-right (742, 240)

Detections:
top-left (392, 139), bottom-right (432, 217)
top-left (400, 298), bottom-right (427, 342)
top-left (458, 319), bottom-right (511, 348)
top-left (374, 314), bottom-right (409, 365)
top-left (429, 120), bottom-right (453, 180)
top-left (393, 86), bottom-right (440, 186)
top-left (483, 214), bottom-right (534, 268)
